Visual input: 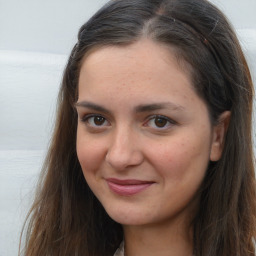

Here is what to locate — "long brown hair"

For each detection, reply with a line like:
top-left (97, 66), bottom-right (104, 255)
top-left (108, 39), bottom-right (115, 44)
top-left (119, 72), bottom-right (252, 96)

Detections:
top-left (20, 0), bottom-right (256, 255)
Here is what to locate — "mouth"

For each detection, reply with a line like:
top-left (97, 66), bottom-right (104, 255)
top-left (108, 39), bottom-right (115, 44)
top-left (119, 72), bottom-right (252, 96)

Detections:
top-left (106, 178), bottom-right (155, 196)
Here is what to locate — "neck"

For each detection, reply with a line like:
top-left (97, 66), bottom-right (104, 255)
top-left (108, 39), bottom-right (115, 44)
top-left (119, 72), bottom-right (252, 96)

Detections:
top-left (123, 217), bottom-right (194, 256)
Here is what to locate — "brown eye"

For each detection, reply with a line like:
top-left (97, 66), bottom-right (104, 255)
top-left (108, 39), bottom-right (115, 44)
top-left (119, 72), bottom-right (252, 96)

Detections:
top-left (93, 116), bottom-right (105, 126)
top-left (84, 115), bottom-right (109, 127)
top-left (154, 117), bottom-right (168, 128)
top-left (146, 115), bottom-right (175, 130)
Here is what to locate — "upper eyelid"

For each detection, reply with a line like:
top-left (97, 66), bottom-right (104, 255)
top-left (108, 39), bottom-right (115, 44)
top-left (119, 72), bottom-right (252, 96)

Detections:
top-left (81, 113), bottom-right (109, 122)
top-left (146, 114), bottom-right (176, 123)
top-left (80, 113), bottom-right (103, 119)
top-left (78, 111), bottom-right (110, 121)
top-left (79, 113), bottom-right (173, 120)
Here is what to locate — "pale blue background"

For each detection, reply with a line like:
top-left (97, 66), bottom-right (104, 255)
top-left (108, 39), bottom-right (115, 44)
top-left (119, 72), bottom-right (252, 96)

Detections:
top-left (0, 0), bottom-right (255, 255)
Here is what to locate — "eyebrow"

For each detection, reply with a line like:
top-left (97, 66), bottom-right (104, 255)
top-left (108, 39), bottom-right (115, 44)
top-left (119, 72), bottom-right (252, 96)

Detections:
top-left (75, 101), bottom-right (110, 114)
top-left (75, 101), bottom-right (185, 114)
top-left (134, 102), bottom-right (184, 112)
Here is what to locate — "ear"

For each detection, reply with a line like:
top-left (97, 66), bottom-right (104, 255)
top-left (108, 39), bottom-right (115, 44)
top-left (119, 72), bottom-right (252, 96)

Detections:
top-left (210, 111), bottom-right (231, 162)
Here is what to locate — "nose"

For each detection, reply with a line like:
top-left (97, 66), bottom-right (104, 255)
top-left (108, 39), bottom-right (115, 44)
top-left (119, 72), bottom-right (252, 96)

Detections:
top-left (105, 126), bottom-right (144, 170)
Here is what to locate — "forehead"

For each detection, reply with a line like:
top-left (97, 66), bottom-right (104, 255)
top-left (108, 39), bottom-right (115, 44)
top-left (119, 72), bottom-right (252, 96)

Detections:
top-left (78, 39), bottom-right (194, 91)
top-left (78, 39), bottom-right (204, 109)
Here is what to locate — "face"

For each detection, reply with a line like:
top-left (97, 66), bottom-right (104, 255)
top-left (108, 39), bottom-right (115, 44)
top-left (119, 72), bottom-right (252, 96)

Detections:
top-left (76, 39), bottom-right (221, 227)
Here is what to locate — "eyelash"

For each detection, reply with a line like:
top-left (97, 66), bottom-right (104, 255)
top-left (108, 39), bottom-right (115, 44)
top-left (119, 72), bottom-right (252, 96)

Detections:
top-left (80, 114), bottom-right (176, 130)
top-left (144, 115), bottom-right (176, 130)
top-left (81, 114), bottom-right (110, 128)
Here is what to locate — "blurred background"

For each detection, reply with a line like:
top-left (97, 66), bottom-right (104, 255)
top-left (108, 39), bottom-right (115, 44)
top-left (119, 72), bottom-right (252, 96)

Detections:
top-left (0, 0), bottom-right (255, 255)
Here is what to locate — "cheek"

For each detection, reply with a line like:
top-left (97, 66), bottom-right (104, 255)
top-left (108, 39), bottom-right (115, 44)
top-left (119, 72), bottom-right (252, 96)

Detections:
top-left (148, 134), bottom-right (211, 182)
top-left (76, 129), bottom-right (106, 176)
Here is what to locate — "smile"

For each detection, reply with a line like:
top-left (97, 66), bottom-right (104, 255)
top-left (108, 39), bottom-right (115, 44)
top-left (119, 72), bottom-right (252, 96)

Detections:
top-left (106, 178), bottom-right (155, 196)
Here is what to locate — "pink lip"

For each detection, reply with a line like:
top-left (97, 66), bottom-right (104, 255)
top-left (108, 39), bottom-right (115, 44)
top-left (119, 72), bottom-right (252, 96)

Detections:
top-left (106, 178), bottom-right (154, 196)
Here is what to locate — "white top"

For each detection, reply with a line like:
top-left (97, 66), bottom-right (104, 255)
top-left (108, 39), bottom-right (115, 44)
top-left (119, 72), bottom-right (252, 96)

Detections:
top-left (113, 242), bottom-right (125, 256)
top-left (113, 241), bottom-right (195, 256)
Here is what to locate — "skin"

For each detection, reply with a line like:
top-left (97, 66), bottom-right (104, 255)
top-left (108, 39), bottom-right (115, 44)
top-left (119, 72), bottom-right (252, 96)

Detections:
top-left (76, 39), bottom-right (228, 256)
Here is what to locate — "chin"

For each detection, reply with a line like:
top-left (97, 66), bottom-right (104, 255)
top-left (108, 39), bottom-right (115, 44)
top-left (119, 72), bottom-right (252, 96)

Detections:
top-left (104, 206), bottom-right (156, 226)
top-left (109, 213), bottom-right (149, 226)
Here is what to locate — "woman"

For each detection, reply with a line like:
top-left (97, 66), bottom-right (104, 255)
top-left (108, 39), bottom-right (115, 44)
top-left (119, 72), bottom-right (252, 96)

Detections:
top-left (20, 0), bottom-right (256, 255)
